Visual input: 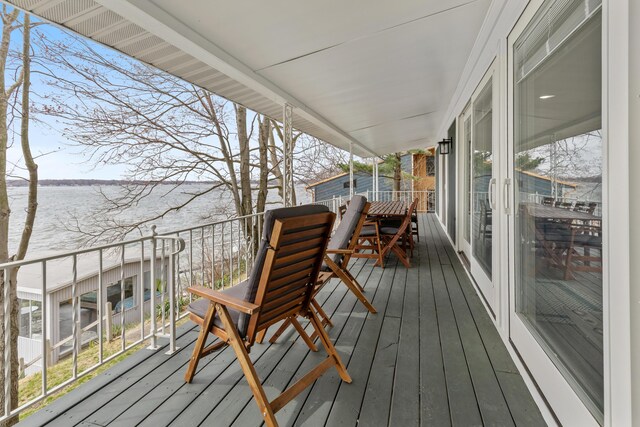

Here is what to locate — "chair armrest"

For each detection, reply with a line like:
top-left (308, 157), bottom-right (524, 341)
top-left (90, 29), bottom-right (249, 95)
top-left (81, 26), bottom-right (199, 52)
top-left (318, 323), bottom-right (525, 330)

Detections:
top-left (188, 286), bottom-right (260, 315)
top-left (326, 249), bottom-right (353, 255)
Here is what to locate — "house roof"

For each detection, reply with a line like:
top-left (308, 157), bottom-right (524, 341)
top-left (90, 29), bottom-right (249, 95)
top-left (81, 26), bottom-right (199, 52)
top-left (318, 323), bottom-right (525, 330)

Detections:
top-left (518, 170), bottom-right (577, 188)
top-left (16, 250), bottom-right (165, 295)
top-left (306, 172), bottom-right (351, 189)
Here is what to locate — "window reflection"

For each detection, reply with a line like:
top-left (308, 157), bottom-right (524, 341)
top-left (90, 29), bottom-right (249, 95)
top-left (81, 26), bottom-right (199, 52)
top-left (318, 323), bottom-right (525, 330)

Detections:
top-left (514, 1), bottom-right (603, 420)
top-left (472, 79), bottom-right (493, 277)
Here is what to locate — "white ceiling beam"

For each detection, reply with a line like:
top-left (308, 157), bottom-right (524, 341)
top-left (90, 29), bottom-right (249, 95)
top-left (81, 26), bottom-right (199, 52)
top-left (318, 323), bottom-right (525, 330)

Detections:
top-left (94, 0), bottom-right (378, 157)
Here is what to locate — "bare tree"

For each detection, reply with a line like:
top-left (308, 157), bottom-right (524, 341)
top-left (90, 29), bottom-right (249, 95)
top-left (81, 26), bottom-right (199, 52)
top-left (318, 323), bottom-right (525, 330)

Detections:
top-left (269, 120), bottom-right (348, 202)
top-left (338, 152), bottom-right (410, 194)
top-left (38, 29), bottom-right (352, 244)
top-left (37, 34), bottom-right (278, 243)
top-left (0, 10), bottom-right (36, 426)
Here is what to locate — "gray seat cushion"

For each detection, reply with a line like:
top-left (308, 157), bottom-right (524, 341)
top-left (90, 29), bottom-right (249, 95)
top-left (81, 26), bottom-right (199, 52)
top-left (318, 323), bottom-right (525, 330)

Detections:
top-left (380, 226), bottom-right (400, 235)
top-left (187, 280), bottom-right (248, 332)
top-left (322, 195), bottom-right (367, 269)
top-left (189, 204), bottom-right (330, 338)
top-left (359, 225), bottom-right (378, 237)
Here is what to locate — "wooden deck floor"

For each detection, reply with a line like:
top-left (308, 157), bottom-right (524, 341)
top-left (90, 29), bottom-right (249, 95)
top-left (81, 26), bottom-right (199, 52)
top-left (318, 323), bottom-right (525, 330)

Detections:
top-left (20, 214), bottom-right (546, 427)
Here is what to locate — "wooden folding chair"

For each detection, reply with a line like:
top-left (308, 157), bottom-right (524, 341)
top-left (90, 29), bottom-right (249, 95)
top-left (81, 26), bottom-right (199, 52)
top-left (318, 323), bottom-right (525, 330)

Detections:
top-left (377, 199), bottom-right (418, 268)
top-left (268, 195), bottom-right (377, 344)
top-left (184, 205), bottom-right (351, 427)
top-left (353, 219), bottom-right (385, 267)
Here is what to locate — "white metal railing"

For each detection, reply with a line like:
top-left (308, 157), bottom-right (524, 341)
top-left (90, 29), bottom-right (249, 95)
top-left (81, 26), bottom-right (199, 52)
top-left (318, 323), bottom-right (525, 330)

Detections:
top-left (314, 190), bottom-right (436, 214)
top-left (0, 211), bottom-right (265, 421)
top-left (520, 192), bottom-right (602, 216)
top-left (366, 190), bottom-right (435, 212)
top-left (312, 196), bottom-right (345, 217)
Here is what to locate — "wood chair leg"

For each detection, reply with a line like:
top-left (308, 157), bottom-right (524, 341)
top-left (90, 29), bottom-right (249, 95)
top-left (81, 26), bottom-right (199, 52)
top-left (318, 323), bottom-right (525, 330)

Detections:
top-left (256, 328), bottom-right (268, 344)
top-left (291, 317), bottom-right (317, 352)
top-left (308, 309), bottom-right (351, 383)
top-left (391, 244), bottom-right (411, 268)
top-left (269, 318), bottom-right (293, 344)
top-left (326, 258), bottom-right (377, 314)
top-left (311, 298), bottom-right (333, 327)
top-left (308, 302), bottom-right (328, 342)
top-left (217, 303), bottom-right (278, 427)
top-left (375, 226), bottom-right (385, 268)
top-left (185, 302), bottom-right (216, 383)
top-left (342, 269), bottom-right (365, 293)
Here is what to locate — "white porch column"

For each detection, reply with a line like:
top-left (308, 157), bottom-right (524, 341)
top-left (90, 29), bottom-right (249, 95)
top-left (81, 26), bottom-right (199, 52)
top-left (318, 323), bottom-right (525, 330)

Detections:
top-left (349, 143), bottom-right (354, 197)
top-left (373, 158), bottom-right (379, 201)
top-left (283, 103), bottom-right (294, 207)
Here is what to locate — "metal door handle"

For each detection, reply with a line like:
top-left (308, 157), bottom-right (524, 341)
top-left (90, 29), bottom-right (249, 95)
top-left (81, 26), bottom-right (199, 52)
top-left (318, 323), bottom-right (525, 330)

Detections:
top-left (504, 178), bottom-right (512, 215)
top-left (488, 178), bottom-right (496, 210)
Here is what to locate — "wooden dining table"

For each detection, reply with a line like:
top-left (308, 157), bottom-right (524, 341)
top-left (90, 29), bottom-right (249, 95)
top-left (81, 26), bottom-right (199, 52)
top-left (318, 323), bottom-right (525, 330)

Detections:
top-left (365, 200), bottom-right (411, 268)
top-left (367, 200), bottom-right (408, 218)
top-left (522, 202), bottom-right (601, 279)
top-left (523, 203), bottom-right (600, 223)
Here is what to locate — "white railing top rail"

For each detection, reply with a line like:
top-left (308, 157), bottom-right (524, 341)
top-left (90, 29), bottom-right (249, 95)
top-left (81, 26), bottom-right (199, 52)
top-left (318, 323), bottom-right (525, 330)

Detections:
top-left (164, 211), bottom-right (265, 235)
top-left (0, 212), bottom-right (264, 271)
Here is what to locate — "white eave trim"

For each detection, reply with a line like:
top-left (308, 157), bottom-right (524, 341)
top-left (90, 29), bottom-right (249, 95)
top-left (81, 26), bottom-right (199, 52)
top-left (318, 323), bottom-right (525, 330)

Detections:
top-left (95, 0), bottom-right (378, 157)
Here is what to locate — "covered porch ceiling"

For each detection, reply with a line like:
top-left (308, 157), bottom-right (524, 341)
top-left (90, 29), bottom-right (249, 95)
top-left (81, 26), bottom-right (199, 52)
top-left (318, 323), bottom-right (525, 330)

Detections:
top-left (6, 0), bottom-right (492, 157)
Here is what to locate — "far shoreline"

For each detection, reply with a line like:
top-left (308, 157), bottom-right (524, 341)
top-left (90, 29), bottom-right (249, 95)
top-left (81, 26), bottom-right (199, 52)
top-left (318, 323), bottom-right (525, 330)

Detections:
top-left (7, 179), bottom-right (216, 187)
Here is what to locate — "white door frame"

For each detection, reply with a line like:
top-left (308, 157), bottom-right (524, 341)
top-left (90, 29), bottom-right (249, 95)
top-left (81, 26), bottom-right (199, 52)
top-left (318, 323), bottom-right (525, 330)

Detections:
top-left (457, 104), bottom-right (472, 257)
top-left (456, 62), bottom-right (500, 312)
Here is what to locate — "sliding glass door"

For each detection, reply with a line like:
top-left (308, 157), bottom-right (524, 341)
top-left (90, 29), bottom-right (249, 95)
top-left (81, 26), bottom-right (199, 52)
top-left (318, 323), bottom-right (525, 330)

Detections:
top-left (509, 0), bottom-right (604, 424)
top-left (459, 64), bottom-right (498, 310)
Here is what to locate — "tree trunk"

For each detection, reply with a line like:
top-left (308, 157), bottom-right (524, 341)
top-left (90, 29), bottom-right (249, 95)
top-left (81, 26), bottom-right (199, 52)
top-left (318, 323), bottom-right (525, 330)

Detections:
top-left (270, 121), bottom-right (298, 205)
top-left (236, 105), bottom-right (252, 218)
top-left (0, 11), bottom-right (31, 426)
top-left (254, 116), bottom-right (270, 252)
top-left (267, 124), bottom-right (284, 200)
top-left (393, 153), bottom-right (402, 194)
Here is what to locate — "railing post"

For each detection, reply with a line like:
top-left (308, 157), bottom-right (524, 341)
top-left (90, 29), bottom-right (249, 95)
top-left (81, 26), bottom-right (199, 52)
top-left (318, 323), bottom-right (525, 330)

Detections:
top-left (44, 339), bottom-right (51, 367)
top-left (4, 267), bottom-right (12, 418)
top-left (105, 302), bottom-right (113, 342)
top-left (71, 255), bottom-right (78, 379)
top-left (41, 262), bottom-right (48, 396)
top-left (97, 250), bottom-right (103, 363)
top-left (166, 239), bottom-right (178, 354)
top-left (148, 226), bottom-right (159, 350)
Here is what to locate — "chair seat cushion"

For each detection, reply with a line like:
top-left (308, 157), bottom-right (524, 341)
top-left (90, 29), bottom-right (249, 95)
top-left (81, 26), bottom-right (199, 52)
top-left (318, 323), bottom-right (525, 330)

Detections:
top-left (359, 225), bottom-right (378, 237)
top-left (380, 219), bottom-right (401, 228)
top-left (187, 280), bottom-right (249, 337)
top-left (380, 226), bottom-right (400, 235)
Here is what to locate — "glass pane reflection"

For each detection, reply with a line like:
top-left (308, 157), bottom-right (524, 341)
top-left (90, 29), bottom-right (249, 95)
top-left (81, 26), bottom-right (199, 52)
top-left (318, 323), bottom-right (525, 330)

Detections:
top-left (514, 4), bottom-right (603, 420)
top-left (472, 79), bottom-right (493, 278)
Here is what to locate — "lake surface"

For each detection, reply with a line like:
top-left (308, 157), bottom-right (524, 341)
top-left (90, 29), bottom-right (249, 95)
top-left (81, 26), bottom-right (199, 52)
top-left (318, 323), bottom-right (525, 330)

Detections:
top-left (8, 184), bottom-right (311, 258)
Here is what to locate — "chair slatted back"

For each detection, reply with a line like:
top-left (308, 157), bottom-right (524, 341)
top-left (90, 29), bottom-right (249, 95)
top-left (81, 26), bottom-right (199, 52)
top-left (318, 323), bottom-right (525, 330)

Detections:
top-left (341, 202), bottom-right (370, 267)
top-left (326, 195), bottom-right (369, 268)
top-left (397, 198), bottom-right (418, 235)
top-left (245, 211), bottom-right (335, 342)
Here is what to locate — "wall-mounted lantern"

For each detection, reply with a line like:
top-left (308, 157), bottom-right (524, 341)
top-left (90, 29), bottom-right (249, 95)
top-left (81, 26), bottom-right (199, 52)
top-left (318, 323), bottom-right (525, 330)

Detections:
top-left (438, 137), bottom-right (452, 155)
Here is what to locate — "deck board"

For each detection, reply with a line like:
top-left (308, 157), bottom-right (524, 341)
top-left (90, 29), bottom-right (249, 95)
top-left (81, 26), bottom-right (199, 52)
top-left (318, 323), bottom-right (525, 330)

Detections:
top-left (18, 214), bottom-right (546, 427)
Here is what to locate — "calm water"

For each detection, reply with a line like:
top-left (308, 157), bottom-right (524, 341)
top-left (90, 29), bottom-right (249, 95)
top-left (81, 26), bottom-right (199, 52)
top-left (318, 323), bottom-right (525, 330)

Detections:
top-left (8, 184), bottom-right (310, 257)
